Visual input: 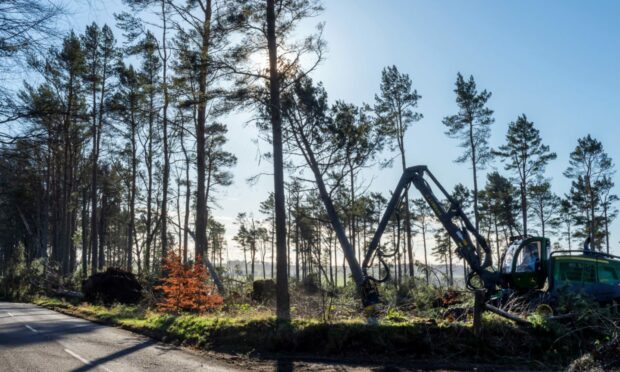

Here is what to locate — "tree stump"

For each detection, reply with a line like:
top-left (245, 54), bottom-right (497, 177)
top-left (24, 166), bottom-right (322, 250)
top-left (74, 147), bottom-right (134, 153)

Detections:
top-left (473, 289), bottom-right (485, 337)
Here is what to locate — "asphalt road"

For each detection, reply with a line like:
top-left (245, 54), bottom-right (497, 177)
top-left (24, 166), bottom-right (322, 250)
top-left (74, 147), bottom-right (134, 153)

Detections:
top-left (0, 302), bottom-right (241, 372)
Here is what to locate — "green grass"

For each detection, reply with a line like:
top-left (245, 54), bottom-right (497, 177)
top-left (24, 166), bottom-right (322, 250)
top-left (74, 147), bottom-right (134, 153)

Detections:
top-left (31, 295), bottom-right (581, 368)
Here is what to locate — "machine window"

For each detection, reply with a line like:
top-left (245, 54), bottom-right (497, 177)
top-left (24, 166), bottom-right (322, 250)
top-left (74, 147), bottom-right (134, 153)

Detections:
top-left (558, 262), bottom-right (596, 283)
top-left (598, 266), bottom-right (618, 285)
top-left (583, 264), bottom-right (596, 282)
top-left (515, 242), bottom-right (540, 273)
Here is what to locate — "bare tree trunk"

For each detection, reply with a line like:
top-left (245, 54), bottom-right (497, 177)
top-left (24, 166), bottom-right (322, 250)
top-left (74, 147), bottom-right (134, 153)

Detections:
top-left (89, 68), bottom-right (99, 275)
top-left (127, 105), bottom-right (137, 272)
top-left (448, 240), bottom-right (454, 286)
top-left (159, 0), bottom-right (170, 264)
top-left (81, 188), bottom-right (89, 276)
top-left (98, 189), bottom-right (107, 270)
top-left (286, 193), bottom-right (291, 280)
top-left (398, 146), bottom-right (414, 278)
top-left (195, 0), bottom-right (211, 261)
top-left (266, 0), bottom-right (290, 321)
top-left (469, 122), bottom-right (480, 257)
top-left (271, 208), bottom-right (275, 279)
top-left (180, 127), bottom-right (190, 265)
top-left (422, 220), bottom-right (429, 285)
top-left (604, 203), bottom-right (610, 254)
top-left (145, 86), bottom-right (154, 274)
top-left (494, 215), bottom-right (500, 270)
top-left (520, 181), bottom-right (527, 236)
top-left (290, 124), bottom-right (364, 289)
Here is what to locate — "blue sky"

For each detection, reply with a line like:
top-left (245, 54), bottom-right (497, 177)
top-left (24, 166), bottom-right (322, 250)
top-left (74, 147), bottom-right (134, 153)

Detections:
top-left (63, 1), bottom-right (620, 260)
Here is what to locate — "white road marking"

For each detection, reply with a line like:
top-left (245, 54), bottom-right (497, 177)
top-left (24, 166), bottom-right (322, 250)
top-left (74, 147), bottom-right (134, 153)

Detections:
top-left (64, 348), bottom-right (114, 372)
top-left (25, 325), bottom-right (38, 333)
top-left (7, 312), bottom-right (14, 317)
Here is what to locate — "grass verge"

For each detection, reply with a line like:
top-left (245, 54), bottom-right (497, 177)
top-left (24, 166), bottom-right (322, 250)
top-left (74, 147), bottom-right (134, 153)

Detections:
top-left (32, 296), bottom-right (583, 369)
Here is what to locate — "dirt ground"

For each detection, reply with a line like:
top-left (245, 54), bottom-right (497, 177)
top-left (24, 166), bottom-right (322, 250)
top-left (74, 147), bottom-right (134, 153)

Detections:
top-left (200, 350), bottom-right (537, 371)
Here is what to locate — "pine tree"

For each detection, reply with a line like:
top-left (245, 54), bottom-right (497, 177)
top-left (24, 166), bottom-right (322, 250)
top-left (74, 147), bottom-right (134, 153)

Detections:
top-left (110, 63), bottom-right (144, 272)
top-left (480, 172), bottom-right (519, 265)
top-left (527, 181), bottom-right (561, 238)
top-left (493, 114), bottom-right (556, 236)
top-left (35, 31), bottom-right (88, 275)
top-left (231, 0), bottom-right (324, 321)
top-left (442, 73), bottom-right (494, 238)
top-left (374, 65), bottom-right (422, 277)
top-left (564, 135), bottom-right (615, 249)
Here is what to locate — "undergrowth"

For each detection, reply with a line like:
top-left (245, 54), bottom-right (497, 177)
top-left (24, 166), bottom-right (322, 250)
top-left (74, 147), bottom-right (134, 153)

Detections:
top-left (29, 283), bottom-right (620, 370)
top-left (32, 295), bottom-right (582, 369)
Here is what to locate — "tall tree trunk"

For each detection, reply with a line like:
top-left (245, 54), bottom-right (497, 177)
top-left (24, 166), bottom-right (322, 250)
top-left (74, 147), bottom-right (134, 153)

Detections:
top-left (160, 0), bottom-right (170, 264)
top-left (180, 128), bottom-right (191, 265)
top-left (267, 0), bottom-right (290, 320)
top-left (271, 208), bottom-right (275, 279)
top-left (398, 137), bottom-right (414, 278)
top-left (422, 221), bottom-right (429, 285)
top-left (98, 192), bottom-right (106, 270)
top-left (243, 246), bottom-right (248, 277)
top-left (470, 124), bottom-right (479, 233)
top-left (521, 182), bottom-right (527, 236)
top-left (251, 243), bottom-right (255, 279)
top-left (89, 75), bottom-right (98, 276)
top-left (127, 105), bottom-right (137, 272)
top-left (41, 154), bottom-right (50, 262)
top-left (286, 194), bottom-right (291, 280)
top-left (448, 239), bottom-right (454, 286)
top-left (604, 203), bottom-right (610, 254)
top-left (195, 0), bottom-right (211, 269)
top-left (290, 122), bottom-right (364, 289)
top-left (81, 188), bottom-right (89, 276)
top-left (588, 176), bottom-right (597, 248)
top-left (494, 215), bottom-right (500, 269)
top-left (205, 156), bottom-right (213, 257)
top-left (145, 86), bottom-right (154, 274)
top-left (295, 195), bottom-right (300, 282)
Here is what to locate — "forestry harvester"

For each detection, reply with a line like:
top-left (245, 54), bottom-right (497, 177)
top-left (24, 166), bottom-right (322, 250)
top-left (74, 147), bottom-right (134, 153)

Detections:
top-left (357, 166), bottom-right (620, 309)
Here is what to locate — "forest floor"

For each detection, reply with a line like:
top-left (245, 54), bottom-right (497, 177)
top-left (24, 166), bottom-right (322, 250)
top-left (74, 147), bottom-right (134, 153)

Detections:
top-left (29, 293), bottom-right (604, 371)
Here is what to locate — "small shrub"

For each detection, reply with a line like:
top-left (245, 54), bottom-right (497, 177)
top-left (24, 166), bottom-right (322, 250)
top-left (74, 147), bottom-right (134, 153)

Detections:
top-left (156, 251), bottom-right (223, 313)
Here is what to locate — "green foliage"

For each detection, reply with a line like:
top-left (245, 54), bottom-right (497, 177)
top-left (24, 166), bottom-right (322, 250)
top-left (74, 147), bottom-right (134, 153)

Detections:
top-left (384, 306), bottom-right (408, 323)
top-left (493, 114), bottom-right (557, 235)
top-left (442, 73), bottom-right (494, 166)
top-left (564, 135), bottom-right (616, 247)
top-left (374, 65), bottom-right (422, 155)
top-left (0, 245), bottom-right (39, 300)
top-left (528, 181), bottom-right (562, 237)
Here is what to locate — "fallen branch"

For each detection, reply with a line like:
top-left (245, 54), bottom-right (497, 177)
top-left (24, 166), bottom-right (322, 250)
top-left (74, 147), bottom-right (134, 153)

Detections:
top-left (547, 313), bottom-right (575, 321)
top-left (485, 303), bottom-right (531, 325)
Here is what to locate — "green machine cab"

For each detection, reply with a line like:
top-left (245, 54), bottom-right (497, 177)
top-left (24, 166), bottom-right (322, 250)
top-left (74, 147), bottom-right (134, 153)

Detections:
top-left (499, 237), bottom-right (620, 302)
top-left (500, 237), bottom-right (550, 292)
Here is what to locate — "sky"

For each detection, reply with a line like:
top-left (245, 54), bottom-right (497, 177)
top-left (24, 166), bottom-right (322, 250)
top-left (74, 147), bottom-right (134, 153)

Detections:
top-left (60, 0), bottom-right (620, 262)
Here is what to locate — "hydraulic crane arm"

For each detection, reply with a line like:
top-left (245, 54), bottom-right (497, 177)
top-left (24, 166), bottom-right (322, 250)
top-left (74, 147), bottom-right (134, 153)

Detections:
top-left (361, 166), bottom-right (498, 307)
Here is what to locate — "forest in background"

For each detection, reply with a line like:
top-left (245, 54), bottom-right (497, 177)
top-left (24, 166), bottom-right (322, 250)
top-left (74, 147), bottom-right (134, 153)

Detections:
top-left (0, 0), bottom-right (618, 317)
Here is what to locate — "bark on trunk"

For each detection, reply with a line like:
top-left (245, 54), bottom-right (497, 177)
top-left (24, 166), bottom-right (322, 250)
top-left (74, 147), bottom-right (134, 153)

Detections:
top-left (267, 0), bottom-right (290, 321)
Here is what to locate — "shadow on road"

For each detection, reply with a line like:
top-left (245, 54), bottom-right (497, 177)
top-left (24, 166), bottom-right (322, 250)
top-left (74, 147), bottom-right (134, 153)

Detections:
top-left (70, 339), bottom-right (156, 372)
